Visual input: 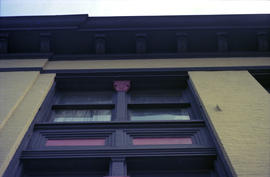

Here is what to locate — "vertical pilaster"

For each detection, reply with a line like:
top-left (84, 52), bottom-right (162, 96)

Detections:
top-left (113, 80), bottom-right (130, 121)
top-left (106, 157), bottom-right (128, 177)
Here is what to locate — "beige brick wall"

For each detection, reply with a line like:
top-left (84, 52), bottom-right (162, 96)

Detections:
top-left (0, 72), bottom-right (55, 177)
top-left (189, 71), bottom-right (270, 177)
top-left (44, 57), bottom-right (270, 70)
top-left (0, 72), bottom-right (39, 130)
top-left (0, 59), bottom-right (48, 69)
top-left (1, 58), bottom-right (270, 71)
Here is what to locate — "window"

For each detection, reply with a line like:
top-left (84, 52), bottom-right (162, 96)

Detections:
top-left (128, 89), bottom-right (191, 121)
top-left (46, 78), bottom-right (115, 122)
top-left (12, 72), bottom-right (230, 177)
top-left (46, 75), bottom-right (197, 123)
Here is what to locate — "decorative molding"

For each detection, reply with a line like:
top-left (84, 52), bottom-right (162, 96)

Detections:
top-left (28, 129), bottom-right (114, 150)
top-left (1, 14), bottom-right (269, 31)
top-left (0, 14), bottom-right (270, 58)
top-left (34, 120), bottom-right (205, 130)
top-left (30, 124), bottom-right (209, 149)
top-left (2, 52), bottom-right (270, 60)
top-left (21, 147), bottom-right (217, 159)
top-left (0, 14), bottom-right (88, 31)
top-left (113, 80), bottom-right (131, 92)
top-left (125, 127), bottom-right (210, 146)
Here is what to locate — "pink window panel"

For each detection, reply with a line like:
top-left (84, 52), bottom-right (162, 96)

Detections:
top-left (45, 139), bottom-right (106, 146)
top-left (132, 137), bottom-right (192, 145)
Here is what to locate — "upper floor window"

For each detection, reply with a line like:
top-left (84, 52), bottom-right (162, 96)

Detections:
top-left (45, 75), bottom-right (200, 123)
top-left (13, 72), bottom-right (231, 177)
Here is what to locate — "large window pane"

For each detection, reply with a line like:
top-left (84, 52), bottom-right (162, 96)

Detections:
top-left (129, 108), bottom-right (190, 121)
top-left (129, 89), bottom-right (184, 104)
top-left (56, 91), bottom-right (113, 104)
top-left (53, 109), bottom-right (111, 122)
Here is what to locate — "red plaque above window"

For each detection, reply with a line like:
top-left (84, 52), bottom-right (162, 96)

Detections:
top-left (132, 137), bottom-right (192, 145)
top-left (45, 139), bottom-right (106, 146)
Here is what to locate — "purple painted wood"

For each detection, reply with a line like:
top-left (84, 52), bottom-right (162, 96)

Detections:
top-left (45, 139), bottom-right (105, 146)
top-left (133, 137), bottom-right (192, 145)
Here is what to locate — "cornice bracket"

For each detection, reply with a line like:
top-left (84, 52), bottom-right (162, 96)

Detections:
top-left (176, 32), bottom-right (188, 52)
top-left (95, 34), bottom-right (106, 54)
top-left (136, 33), bottom-right (147, 54)
top-left (0, 33), bottom-right (9, 54)
top-left (257, 32), bottom-right (269, 51)
top-left (40, 32), bottom-right (51, 53)
top-left (217, 32), bottom-right (228, 52)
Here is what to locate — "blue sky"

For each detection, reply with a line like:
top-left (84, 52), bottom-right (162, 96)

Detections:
top-left (1, 0), bottom-right (270, 16)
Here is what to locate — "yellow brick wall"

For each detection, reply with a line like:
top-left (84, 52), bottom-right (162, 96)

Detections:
top-left (44, 57), bottom-right (270, 70)
top-left (0, 72), bottom-right (39, 130)
top-left (0, 72), bottom-right (55, 177)
top-left (1, 58), bottom-right (270, 71)
top-left (0, 59), bottom-right (48, 69)
top-left (189, 71), bottom-right (270, 177)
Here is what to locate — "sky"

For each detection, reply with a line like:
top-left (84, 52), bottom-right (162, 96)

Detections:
top-left (1, 0), bottom-right (270, 17)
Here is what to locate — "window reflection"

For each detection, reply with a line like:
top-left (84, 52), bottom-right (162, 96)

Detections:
top-left (53, 109), bottom-right (111, 122)
top-left (130, 108), bottom-right (190, 121)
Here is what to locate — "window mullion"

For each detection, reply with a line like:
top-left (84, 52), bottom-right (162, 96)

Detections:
top-left (113, 81), bottom-right (130, 121)
top-left (108, 157), bottom-right (128, 177)
top-left (115, 91), bottom-right (128, 121)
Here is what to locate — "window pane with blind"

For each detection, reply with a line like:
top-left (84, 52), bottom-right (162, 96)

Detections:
top-left (56, 91), bottom-right (113, 104)
top-left (53, 109), bottom-right (111, 122)
top-left (129, 108), bottom-right (190, 121)
top-left (129, 89), bottom-right (185, 104)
